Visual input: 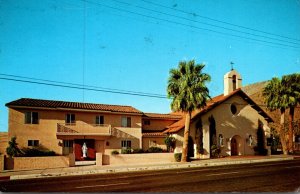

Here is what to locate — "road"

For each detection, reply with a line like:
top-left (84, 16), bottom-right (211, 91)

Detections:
top-left (1, 159), bottom-right (300, 192)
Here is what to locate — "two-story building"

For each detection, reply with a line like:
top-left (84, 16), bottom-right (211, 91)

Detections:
top-left (6, 99), bottom-right (145, 161)
top-left (5, 69), bottom-right (274, 161)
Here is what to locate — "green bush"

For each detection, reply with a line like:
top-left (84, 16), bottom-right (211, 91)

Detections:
top-left (254, 146), bottom-right (268, 156)
top-left (6, 136), bottom-right (22, 157)
top-left (164, 136), bottom-right (176, 152)
top-left (21, 147), bottom-right (56, 157)
top-left (121, 148), bottom-right (132, 154)
top-left (174, 153), bottom-right (182, 162)
top-left (111, 150), bottom-right (119, 155)
top-left (148, 146), bottom-right (163, 153)
top-left (211, 145), bottom-right (221, 158)
top-left (132, 148), bottom-right (144, 153)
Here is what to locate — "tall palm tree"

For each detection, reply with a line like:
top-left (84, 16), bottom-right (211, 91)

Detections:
top-left (167, 60), bottom-right (211, 162)
top-left (263, 77), bottom-right (289, 154)
top-left (282, 73), bottom-right (300, 153)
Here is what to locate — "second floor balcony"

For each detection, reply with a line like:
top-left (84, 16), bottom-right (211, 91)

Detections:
top-left (57, 123), bottom-right (112, 137)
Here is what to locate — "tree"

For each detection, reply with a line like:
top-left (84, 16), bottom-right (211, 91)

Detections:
top-left (164, 136), bottom-right (176, 152)
top-left (167, 60), bottom-right (211, 162)
top-left (6, 136), bottom-right (22, 157)
top-left (282, 74), bottom-right (300, 153)
top-left (263, 77), bottom-right (289, 154)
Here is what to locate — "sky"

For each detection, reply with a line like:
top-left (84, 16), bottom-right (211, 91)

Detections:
top-left (0, 0), bottom-right (299, 132)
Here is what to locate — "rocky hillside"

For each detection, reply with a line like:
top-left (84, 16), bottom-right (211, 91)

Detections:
top-left (242, 81), bottom-right (300, 133)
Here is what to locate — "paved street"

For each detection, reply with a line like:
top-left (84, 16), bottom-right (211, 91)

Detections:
top-left (1, 159), bottom-right (300, 192)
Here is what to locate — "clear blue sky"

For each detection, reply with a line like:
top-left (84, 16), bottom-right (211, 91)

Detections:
top-left (0, 0), bottom-right (299, 132)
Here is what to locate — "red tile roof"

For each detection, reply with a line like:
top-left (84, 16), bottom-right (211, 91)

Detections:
top-left (142, 132), bottom-right (167, 137)
top-left (143, 113), bottom-right (182, 120)
top-left (163, 89), bottom-right (274, 133)
top-left (6, 98), bottom-right (143, 114)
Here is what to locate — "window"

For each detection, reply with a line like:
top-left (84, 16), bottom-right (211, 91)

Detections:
top-left (144, 120), bottom-right (150, 125)
top-left (25, 112), bottom-right (39, 124)
top-left (63, 140), bottom-right (73, 155)
top-left (232, 75), bottom-right (237, 91)
top-left (230, 104), bottom-right (237, 115)
top-left (28, 140), bottom-right (39, 146)
top-left (96, 115), bottom-right (104, 125)
top-left (121, 116), bottom-right (131, 127)
top-left (121, 140), bottom-right (131, 148)
top-left (248, 135), bottom-right (253, 146)
top-left (66, 113), bottom-right (75, 124)
top-left (63, 140), bottom-right (73, 148)
top-left (218, 134), bottom-right (224, 147)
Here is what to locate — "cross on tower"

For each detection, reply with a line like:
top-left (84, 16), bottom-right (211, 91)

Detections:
top-left (230, 62), bottom-right (234, 70)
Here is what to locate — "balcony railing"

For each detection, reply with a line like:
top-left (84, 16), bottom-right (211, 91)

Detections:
top-left (57, 123), bottom-right (112, 136)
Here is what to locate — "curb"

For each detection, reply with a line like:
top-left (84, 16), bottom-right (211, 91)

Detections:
top-left (9, 156), bottom-right (294, 180)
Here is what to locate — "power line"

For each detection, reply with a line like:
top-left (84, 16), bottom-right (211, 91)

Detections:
top-left (0, 73), bottom-right (165, 96)
top-left (140, 0), bottom-right (300, 43)
top-left (112, 0), bottom-right (300, 46)
top-left (0, 77), bottom-right (168, 98)
top-left (0, 74), bottom-right (168, 98)
top-left (1, 74), bottom-right (299, 109)
top-left (80, 0), bottom-right (300, 49)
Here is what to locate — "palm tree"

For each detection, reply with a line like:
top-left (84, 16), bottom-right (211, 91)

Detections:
top-left (167, 60), bottom-right (211, 162)
top-left (263, 77), bottom-right (289, 154)
top-left (282, 73), bottom-right (300, 153)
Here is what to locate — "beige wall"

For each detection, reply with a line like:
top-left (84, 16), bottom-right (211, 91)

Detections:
top-left (10, 156), bottom-right (69, 170)
top-left (0, 155), bottom-right (4, 171)
top-left (174, 94), bottom-right (271, 158)
top-left (105, 127), bottom-right (142, 154)
top-left (8, 108), bottom-right (62, 154)
top-left (8, 107), bottom-right (142, 155)
top-left (103, 153), bottom-right (175, 165)
top-left (142, 137), bottom-right (167, 151)
top-left (142, 119), bottom-right (177, 131)
top-left (0, 132), bottom-right (8, 155)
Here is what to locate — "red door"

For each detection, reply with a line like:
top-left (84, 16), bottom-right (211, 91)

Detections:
top-left (74, 139), bottom-right (96, 161)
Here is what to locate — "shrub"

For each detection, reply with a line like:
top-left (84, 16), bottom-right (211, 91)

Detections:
top-left (121, 148), bottom-right (132, 154)
top-left (111, 150), bottom-right (119, 155)
top-left (21, 147), bottom-right (56, 157)
top-left (174, 153), bottom-right (182, 162)
top-left (132, 148), bottom-right (144, 153)
top-left (211, 144), bottom-right (221, 158)
top-left (6, 136), bottom-right (22, 157)
top-left (148, 146), bottom-right (163, 153)
top-left (164, 136), bottom-right (176, 152)
top-left (254, 146), bottom-right (268, 156)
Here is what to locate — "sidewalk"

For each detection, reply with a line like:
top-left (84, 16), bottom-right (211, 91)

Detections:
top-left (0, 155), bottom-right (295, 180)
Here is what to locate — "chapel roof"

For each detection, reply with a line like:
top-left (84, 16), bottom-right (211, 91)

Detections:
top-left (163, 88), bottom-right (274, 134)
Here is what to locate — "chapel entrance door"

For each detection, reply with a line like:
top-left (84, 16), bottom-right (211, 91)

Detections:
top-left (231, 137), bottom-right (238, 156)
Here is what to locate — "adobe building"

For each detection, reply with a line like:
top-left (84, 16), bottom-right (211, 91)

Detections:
top-left (5, 69), bottom-right (273, 161)
top-left (5, 98), bottom-right (179, 161)
top-left (162, 69), bottom-right (274, 158)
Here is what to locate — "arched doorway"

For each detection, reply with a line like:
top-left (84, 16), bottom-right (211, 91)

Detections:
top-left (231, 137), bottom-right (238, 156)
top-left (231, 135), bottom-right (243, 156)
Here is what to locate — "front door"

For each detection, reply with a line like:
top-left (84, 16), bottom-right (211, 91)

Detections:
top-left (231, 138), bottom-right (238, 156)
top-left (74, 139), bottom-right (96, 161)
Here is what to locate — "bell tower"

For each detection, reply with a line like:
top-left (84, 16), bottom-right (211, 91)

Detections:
top-left (224, 67), bottom-right (242, 96)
